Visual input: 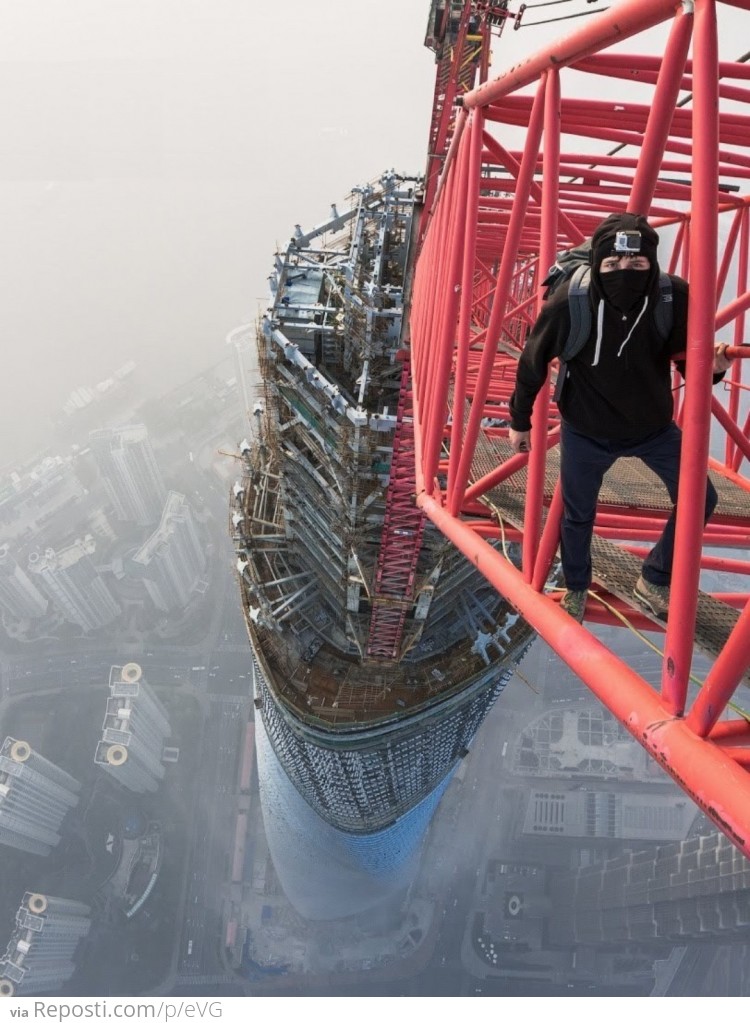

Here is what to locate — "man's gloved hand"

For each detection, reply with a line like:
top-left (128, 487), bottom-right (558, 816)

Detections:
top-left (509, 428), bottom-right (531, 454)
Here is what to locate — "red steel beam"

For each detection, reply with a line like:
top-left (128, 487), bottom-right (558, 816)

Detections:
top-left (661, 0), bottom-right (720, 713)
top-left (464, 0), bottom-right (683, 110)
top-left (628, 8), bottom-right (693, 213)
top-left (522, 68), bottom-right (561, 584)
top-left (448, 108), bottom-right (485, 515)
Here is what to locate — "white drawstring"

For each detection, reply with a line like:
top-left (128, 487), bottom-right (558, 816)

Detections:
top-left (616, 296), bottom-right (649, 358)
top-left (590, 300), bottom-right (605, 366)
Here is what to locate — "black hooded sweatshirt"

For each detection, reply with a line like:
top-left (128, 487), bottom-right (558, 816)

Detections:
top-left (508, 209), bottom-right (705, 440)
top-left (508, 270), bottom-right (690, 441)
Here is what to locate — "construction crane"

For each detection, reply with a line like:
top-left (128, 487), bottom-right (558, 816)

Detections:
top-left (404, 0), bottom-right (750, 854)
top-left (366, 3), bottom-right (517, 661)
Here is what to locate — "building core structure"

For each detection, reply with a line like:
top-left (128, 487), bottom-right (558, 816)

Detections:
top-left (94, 663), bottom-right (171, 793)
top-left (0, 893), bottom-right (91, 996)
top-left (234, 164), bottom-right (535, 919)
top-left (0, 738), bottom-right (80, 856)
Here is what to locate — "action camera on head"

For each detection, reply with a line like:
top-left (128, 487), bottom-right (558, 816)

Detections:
top-left (614, 230), bottom-right (642, 254)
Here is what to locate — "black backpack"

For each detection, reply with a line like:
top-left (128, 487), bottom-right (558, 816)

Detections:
top-left (543, 241), bottom-right (674, 364)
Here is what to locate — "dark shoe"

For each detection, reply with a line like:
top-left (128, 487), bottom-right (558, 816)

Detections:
top-left (633, 574), bottom-right (670, 618)
top-left (560, 589), bottom-right (587, 623)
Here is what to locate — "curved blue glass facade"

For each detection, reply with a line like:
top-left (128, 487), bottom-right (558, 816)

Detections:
top-left (256, 711), bottom-right (454, 920)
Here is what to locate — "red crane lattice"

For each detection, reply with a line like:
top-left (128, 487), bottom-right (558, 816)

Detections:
top-left (366, 355), bottom-right (426, 660)
top-left (408, 0), bottom-right (750, 854)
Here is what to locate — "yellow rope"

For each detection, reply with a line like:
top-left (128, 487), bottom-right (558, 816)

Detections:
top-left (486, 498), bottom-right (514, 563)
top-left (514, 669), bottom-right (540, 695)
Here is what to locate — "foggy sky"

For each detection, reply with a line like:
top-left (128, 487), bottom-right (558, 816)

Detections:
top-left (0, 1), bottom-right (438, 467)
top-left (0, 1), bottom-right (745, 470)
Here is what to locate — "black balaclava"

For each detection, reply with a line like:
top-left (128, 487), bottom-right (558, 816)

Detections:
top-left (590, 212), bottom-right (660, 312)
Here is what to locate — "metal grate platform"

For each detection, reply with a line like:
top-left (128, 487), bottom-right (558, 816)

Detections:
top-left (471, 433), bottom-right (750, 666)
top-left (473, 433), bottom-right (750, 518)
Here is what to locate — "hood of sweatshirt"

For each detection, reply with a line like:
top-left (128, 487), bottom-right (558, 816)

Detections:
top-left (589, 211), bottom-right (661, 305)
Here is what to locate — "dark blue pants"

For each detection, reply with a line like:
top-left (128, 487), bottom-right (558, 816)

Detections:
top-left (559, 422), bottom-right (718, 591)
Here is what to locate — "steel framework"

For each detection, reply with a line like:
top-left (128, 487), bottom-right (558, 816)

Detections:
top-left (409, 0), bottom-right (750, 852)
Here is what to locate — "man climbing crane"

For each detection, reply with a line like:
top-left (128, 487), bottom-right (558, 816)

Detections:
top-left (508, 212), bottom-right (731, 622)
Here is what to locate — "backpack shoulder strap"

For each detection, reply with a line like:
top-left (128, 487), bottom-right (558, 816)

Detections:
top-left (554, 265), bottom-right (592, 404)
top-left (653, 271), bottom-right (674, 340)
top-left (561, 265), bottom-right (593, 362)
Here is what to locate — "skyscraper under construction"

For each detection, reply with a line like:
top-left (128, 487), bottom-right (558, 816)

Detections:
top-left (234, 171), bottom-right (535, 918)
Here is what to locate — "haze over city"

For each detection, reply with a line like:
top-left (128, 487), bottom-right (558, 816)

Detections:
top-left (0, 2), bottom-right (438, 468)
